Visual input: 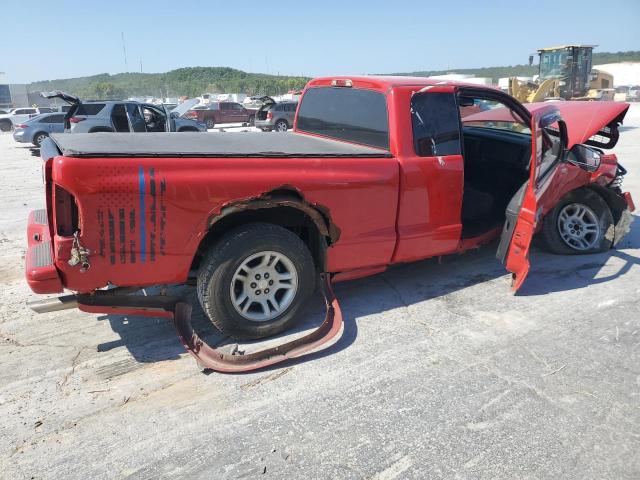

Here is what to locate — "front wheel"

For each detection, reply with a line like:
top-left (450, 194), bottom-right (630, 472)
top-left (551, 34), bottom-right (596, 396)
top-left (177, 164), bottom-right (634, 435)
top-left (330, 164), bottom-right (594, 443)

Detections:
top-left (538, 188), bottom-right (613, 255)
top-left (205, 119), bottom-right (215, 129)
top-left (197, 223), bottom-right (316, 340)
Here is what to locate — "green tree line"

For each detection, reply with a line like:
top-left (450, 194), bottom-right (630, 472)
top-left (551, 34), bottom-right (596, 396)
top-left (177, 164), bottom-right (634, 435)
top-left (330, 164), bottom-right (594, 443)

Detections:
top-left (29, 67), bottom-right (309, 100)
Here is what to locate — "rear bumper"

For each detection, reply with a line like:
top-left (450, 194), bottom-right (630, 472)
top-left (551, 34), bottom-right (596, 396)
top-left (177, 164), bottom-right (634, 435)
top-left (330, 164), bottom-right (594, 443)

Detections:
top-left (12, 130), bottom-right (29, 143)
top-left (25, 209), bottom-right (63, 294)
top-left (254, 119), bottom-right (274, 129)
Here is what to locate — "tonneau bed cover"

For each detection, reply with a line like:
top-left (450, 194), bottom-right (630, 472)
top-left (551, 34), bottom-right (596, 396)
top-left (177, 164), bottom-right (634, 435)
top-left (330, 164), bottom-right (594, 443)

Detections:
top-left (49, 132), bottom-right (392, 158)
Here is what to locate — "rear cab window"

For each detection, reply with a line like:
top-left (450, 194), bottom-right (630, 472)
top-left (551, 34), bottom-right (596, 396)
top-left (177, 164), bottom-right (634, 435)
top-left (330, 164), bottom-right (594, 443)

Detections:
top-left (296, 86), bottom-right (389, 149)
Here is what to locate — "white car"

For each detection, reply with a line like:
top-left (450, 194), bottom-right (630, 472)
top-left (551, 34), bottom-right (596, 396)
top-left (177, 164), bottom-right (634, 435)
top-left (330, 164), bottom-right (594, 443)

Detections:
top-left (0, 107), bottom-right (56, 131)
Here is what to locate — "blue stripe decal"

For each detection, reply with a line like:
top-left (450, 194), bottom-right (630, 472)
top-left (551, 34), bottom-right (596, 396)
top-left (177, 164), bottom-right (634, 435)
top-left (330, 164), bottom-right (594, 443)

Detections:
top-left (138, 167), bottom-right (146, 263)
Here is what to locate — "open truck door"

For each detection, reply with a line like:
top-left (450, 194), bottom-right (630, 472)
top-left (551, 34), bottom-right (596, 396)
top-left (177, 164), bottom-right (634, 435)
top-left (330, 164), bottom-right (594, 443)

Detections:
top-left (497, 105), bottom-right (568, 291)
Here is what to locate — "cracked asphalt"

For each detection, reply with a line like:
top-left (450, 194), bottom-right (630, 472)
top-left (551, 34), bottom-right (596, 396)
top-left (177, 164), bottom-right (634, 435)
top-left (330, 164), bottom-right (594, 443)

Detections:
top-left (1, 105), bottom-right (639, 479)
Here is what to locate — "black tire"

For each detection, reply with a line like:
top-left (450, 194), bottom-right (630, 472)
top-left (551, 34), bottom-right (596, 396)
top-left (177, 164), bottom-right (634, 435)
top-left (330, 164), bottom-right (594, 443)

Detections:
top-left (205, 119), bottom-right (215, 129)
top-left (249, 115), bottom-right (255, 126)
top-left (538, 188), bottom-right (614, 255)
top-left (275, 119), bottom-right (289, 132)
top-left (32, 132), bottom-right (48, 147)
top-left (0, 120), bottom-right (11, 132)
top-left (197, 223), bottom-right (316, 340)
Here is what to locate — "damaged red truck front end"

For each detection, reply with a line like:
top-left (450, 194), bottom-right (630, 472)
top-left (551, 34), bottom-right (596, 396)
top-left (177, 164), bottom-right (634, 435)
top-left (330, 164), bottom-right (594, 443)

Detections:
top-left (26, 76), bottom-right (635, 373)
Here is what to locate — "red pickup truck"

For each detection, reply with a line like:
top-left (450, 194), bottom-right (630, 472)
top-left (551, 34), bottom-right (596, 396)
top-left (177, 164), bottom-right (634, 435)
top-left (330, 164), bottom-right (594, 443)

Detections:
top-left (184, 101), bottom-right (258, 128)
top-left (26, 76), bottom-right (634, 372)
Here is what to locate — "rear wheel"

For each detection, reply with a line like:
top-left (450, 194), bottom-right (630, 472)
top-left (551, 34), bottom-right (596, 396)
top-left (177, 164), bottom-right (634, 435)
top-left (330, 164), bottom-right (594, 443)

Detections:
top-left (539, 189), bottom-right (613, 254)
top-left (205, 119), bottom-right (215, 129)
top-left (0, 120), bottom-right (11, 132)
top-left (248, 115), bottom-right (255, 126)
top-left (33, 132), bottom-right (48, 147)
top-left (275, 120), bottom-right (289, 132)
top-left (197, 223), bottom-right (316, 340)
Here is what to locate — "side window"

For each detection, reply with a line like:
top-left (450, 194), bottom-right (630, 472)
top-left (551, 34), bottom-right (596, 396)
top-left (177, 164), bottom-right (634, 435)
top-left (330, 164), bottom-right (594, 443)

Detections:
top-left (220, 103), bottom-right (230, 110)
top-left (232, 103), bottom-right (243, 110)
top-left (40, 114), bottom-right (62, 123)
top-left (39, 108), bottom-right (54, 113)
top-left (411, 93), bottom-right (461, 157)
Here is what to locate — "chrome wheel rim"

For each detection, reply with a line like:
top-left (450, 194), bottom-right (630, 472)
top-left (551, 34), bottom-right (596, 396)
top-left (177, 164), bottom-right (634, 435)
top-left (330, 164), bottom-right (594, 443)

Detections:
top-left (230, 250), bottom-right (298, 322)
top-left (557, 203), bottom-right (601, 250)
top-left (36, 134), bottom-right (46, 145)
top-left (276, 121), bottom-right (287, 132)
top-left (206, 120), bottom-right (215, 128)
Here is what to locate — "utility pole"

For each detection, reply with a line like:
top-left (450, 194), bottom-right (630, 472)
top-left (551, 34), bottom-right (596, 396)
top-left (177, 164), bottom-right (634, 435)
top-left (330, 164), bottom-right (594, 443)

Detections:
top-left (121, 32), bottom-right (128, 68)
top-left (140, 60), bottom-right (143, 73)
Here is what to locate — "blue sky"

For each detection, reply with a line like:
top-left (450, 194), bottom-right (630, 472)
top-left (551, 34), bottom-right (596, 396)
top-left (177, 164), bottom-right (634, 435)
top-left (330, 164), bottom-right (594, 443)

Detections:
top-left (2, 0), bottom-right (639, 83)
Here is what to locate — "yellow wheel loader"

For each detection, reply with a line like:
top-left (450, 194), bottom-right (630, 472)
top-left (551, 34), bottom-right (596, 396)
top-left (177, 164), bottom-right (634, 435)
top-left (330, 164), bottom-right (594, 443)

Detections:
top-left (509, 45), bottom-right (615, 102)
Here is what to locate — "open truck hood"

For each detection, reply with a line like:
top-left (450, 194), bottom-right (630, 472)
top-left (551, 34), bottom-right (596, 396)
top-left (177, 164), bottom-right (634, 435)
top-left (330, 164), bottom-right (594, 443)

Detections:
top-left (462, 101), bottom-right (629, 149)
top-left (526, 101), bottom-right (629, 149)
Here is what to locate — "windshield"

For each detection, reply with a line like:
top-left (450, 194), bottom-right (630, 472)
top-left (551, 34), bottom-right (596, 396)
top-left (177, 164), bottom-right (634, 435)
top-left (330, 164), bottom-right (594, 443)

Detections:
top-left (539, 50), bottom-right (568, 80)
top-left (460, 99), bottom-right (530, 134)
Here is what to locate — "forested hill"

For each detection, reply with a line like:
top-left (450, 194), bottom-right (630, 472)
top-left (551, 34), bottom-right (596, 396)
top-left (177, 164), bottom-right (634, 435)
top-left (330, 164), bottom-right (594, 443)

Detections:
top-left (28, 51), bottom-right (640, 100)
top-left (28, 67), bottom-right (309, 100)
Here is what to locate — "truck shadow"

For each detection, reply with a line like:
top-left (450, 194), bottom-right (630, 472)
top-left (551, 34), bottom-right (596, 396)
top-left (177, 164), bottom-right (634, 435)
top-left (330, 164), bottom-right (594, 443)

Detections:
top-left (96, 215), bottom-right (640, 370)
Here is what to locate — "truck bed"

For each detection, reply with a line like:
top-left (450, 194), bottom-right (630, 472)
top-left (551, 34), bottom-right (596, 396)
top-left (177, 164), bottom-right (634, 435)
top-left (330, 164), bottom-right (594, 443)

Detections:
top-left (49, 132), bottom-right (392, 158)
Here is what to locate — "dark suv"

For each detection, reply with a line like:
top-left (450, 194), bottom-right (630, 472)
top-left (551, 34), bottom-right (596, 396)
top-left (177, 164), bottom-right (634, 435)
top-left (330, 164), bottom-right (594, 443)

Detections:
top-left (254, 98), bottom-right (297, 132)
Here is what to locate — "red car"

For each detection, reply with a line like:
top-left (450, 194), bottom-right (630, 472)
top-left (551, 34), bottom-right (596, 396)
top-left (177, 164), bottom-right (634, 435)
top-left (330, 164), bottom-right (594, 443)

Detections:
top-left (184, 101), bottom-right (257, 128)
top-left (26, 76), bottom-right (634, 372)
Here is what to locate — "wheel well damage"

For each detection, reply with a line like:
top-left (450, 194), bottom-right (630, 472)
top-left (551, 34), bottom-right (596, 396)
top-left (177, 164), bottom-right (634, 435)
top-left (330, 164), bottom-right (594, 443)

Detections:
top-left (195, 186), bottom-right (340, 271)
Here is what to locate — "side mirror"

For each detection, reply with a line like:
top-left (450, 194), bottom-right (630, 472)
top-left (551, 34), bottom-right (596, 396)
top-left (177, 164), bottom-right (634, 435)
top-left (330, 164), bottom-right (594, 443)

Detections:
top-left (557, 119), bottom-right (568, 155)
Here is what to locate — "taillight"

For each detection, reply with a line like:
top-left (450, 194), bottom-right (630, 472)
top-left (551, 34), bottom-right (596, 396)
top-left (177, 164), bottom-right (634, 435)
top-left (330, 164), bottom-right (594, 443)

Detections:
top-left (54, 185), bottom-right (79, 236)
top-left (15, 124), bottom-right (28, 129)
top-left (331, 78), bottom-right (353, 87)
top-left (185, 111), bottom-right (197, 119)
top-left (266, 111), bottom-right (273, 120)
top-left (69, 116), bottom-right (86, 123)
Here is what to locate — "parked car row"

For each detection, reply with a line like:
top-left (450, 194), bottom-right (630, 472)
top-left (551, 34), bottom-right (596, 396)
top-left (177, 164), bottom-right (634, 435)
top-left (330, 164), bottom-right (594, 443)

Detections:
top-left (6, 92), bottom-right (207, 147)
top-left (0, 106), bottom-right (69, 132)
top-left (184, 96), bottom-right (299, 132)
top-left (4, 92), bottom-right (300, 146)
